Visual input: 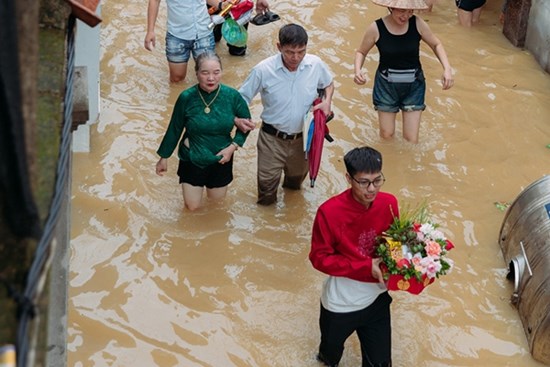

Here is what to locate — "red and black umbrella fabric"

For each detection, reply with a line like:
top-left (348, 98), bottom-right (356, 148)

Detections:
top-left (307, 98), bottom-right (334, 188)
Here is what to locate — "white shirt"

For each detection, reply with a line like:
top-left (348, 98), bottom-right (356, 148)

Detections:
top-left (239, 53), bottom-right (333, 134)
top-left (321, 276), bottom-right (387, 313)
top-left (166, 0), bottom-right (211, 40)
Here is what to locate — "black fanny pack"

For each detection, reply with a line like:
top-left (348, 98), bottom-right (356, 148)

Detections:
top-left (381, 68), bottom-right (418, 83)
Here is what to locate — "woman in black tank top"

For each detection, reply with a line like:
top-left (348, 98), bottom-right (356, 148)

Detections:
top-left (353, 0), bottom-right (453, 143)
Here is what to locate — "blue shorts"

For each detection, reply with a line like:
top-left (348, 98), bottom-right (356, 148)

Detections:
top-left (372, 69), bottom-right (426, 113)
top-left (165, 32), bottom-right (215, 63)
top-left (455, 0), bottom-right (486, 11)
top-left (177, 158), bottom-right (233, 188)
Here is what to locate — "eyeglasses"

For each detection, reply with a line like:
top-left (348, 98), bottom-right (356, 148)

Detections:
top-left (350, 174), bottom-right (385, 188)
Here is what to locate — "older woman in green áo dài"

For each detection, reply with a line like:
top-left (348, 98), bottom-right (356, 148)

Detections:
top-left (155, 51), bottom-right (252, 211)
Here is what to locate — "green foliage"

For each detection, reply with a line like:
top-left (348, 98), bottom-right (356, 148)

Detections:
top-left (376, 201), bottom-right (454, 282)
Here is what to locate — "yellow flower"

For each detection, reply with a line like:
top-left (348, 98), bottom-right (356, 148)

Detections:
top-left (387, 239), bottom-right (403, 261)
top-left (387, 239), bottom-right (402, 250)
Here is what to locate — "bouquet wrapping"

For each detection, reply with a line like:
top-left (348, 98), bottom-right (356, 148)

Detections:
top-left (376, 202), bottom-right (454, 294)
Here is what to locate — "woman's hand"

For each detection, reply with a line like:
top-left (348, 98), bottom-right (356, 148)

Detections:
top-left (234, 117), bottom-right (255, 133)
top-left (216, 144), bottom-right (237, 164)
top-left (441, 68), bottom-right (454, 90)
top-left (156, 158), bottom-right (168, 176)
top-left (354, 71), bottom-right (367, 85)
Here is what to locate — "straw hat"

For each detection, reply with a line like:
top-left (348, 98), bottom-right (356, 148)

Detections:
top-left (372, 0), bottom-right (429, 10)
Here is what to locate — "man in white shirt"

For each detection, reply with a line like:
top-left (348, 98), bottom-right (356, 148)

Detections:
top-left (144, 0), bottom-right (219, 83)
top-left (237, 23), bottom-right (334, 205)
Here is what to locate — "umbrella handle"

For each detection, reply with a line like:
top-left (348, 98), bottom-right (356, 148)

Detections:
top-left (326, 111), bottom-right (334, 123)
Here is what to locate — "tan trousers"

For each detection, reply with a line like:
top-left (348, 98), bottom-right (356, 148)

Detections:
top-left (256, 129), bottom-right (308, 205)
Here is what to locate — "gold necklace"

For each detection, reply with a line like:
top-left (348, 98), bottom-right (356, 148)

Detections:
top-left (197, 86), bottom-right (221, 114)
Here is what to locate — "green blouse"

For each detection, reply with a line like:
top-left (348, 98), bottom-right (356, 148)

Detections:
top-left (157, 84), bottom-right (251, 168)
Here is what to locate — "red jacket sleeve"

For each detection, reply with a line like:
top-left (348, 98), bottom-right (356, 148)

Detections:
top-left (309, 208), bottom-right (378, 283)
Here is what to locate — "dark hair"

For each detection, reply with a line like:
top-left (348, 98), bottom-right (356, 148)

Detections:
top-left (194, 51), bottom-right (222, 72)
top-left (344, 147), bottom-right (383, 177)
top-left (278, 24), bottom-right (308, 47)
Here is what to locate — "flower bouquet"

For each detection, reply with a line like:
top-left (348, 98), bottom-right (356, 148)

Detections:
top-left (376, 202), bottom-right (454, 294)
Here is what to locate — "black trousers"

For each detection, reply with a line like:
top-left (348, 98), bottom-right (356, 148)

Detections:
top-left (318, 291), bottom-right (392, 367)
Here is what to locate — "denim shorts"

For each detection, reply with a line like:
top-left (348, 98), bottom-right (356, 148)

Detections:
top-left (373, 69), bottom-right (426, 113)
top-left (165, 32), bottom-right (215, 63)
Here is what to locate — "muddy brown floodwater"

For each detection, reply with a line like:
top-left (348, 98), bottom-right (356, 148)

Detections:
top-left (67, 0), bottom-right (550, 366)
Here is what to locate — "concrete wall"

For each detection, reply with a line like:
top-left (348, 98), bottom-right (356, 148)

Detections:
top-left (46, 177), bottom-right (71, 367)
top-left (525, 0), bottom-right (550, 73)
top-left (74, 11), bottom-right (101, 124)
top-left (73, 5), bottom-right (101, 153)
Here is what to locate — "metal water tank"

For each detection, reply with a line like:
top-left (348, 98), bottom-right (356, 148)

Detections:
top-left (498, 175), bottom-right (550, 365)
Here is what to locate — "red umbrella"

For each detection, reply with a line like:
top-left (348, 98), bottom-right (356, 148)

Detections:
top-left (307, 98), bottom-right (331, 188)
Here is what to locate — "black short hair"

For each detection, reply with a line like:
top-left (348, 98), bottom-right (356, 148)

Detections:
top-left (344, 147), bottom-right (383, 177)
top-left (278, 24), bottom-right (308, 47)
top-left (194, 51), bottom-right (222, 72)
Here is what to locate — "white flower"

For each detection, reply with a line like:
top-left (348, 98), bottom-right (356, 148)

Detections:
top-left (401, 244), bottom-right (411, 257)
top-left (430, 229), bottom-right (445, 241)
top-left (419, 223), bottom-right (446, 242)
top-left (419, 223), bottom-right (435, 235)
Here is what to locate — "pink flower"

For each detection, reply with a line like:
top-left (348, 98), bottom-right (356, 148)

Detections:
top-left (411, 254), bottom-right (423, 273)
top-left (420, 256), bottom-right (442, 278)
top-left (411, 254), bottom-right (423, 266)
top-left (425, 240), bottom-right (442, 257)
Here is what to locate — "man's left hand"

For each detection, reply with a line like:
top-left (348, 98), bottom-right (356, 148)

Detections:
top-left (312, 99), bottom-right (332, 118)
top-left (234, 117), bottom-right (256, 133)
